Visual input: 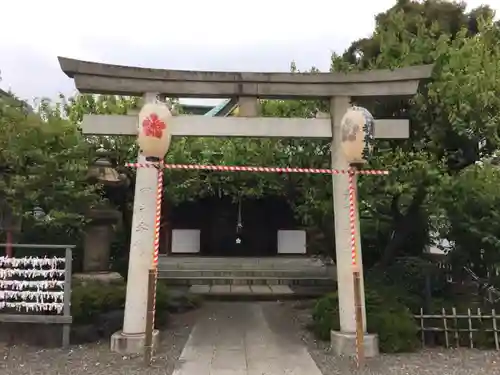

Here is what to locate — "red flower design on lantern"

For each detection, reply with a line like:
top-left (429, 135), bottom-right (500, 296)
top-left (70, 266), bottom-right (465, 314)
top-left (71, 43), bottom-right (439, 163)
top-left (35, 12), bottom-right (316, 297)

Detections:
top-left (142, 113), bottom-right (166, 139)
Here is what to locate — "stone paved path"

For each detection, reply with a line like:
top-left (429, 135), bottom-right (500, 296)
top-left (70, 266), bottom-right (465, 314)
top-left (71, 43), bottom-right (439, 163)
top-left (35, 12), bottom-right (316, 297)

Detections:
top-left (172, 302), bottom-right (323, 375)
top-left (189, 284), bottom-right (294, 296)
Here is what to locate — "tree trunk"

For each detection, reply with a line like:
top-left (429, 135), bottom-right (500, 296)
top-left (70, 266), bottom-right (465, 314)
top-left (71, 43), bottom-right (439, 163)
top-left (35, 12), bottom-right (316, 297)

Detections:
top-left (380, 186), bottom-right (428, 266)
top-left (5, 230), bottom-right (12, 257)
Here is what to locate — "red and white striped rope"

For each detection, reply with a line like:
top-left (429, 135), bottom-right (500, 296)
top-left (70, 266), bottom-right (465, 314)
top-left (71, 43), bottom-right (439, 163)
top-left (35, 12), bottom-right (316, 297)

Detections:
top-left (348, 170), bottom-right (357, 268)
top-left (348, 168), bottom-right (361, 368)
top-left (153, 167), bottom-right (163, 267)
top-left (128, 160), bottom-right (389, 367)
top-left (152, 165), bottom-right (164, 342)
top-left (125, 163), bottom-right (389, 175)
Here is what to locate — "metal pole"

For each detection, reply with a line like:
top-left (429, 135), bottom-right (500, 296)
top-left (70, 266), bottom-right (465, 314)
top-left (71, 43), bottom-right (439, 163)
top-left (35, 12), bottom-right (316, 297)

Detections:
top-left (348, 168), bottom-right (364, 367)
top-left (144, 164), bottom-right (163, 366)
top-left (353, 270), bottom-right (365, 365)
top-left (144, 268), bottom-right (156, 365)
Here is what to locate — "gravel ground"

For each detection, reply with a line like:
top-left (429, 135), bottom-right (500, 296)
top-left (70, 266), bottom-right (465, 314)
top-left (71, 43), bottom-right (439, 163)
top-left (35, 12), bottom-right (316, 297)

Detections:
top-left (0, 309), bottom-right (198, 375)
top-left (2, 301), bottom-right (500, 375)
top-left (279, 300), bottom-right (500, 375)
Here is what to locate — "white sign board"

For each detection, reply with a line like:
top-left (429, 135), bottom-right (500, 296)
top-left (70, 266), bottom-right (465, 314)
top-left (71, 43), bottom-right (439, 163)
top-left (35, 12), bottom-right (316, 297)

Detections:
top-left (171, 229), bottom-right (200, 254)
top-left (277, 230), bottom-right (307, 254)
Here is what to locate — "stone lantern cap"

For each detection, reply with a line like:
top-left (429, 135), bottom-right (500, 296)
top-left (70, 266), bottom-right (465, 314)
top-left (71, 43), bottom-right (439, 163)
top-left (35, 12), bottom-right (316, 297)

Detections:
top-left (86, 148), bottom-right (128, 186)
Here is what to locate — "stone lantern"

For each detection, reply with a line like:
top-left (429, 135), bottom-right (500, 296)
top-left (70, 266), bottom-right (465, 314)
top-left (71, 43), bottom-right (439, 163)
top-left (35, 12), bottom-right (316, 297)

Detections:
top-left (86, 148), bottom-right (128, 186)
top-left (340, 106), bottom-right (375, 165)
top-left (82, 148), bottom-right (124, 275)
top-left (33, 206), bottom-right (46, 220)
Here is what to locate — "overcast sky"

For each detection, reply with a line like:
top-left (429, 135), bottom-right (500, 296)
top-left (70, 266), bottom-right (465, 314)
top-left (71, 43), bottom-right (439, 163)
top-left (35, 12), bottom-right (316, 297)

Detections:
top-left (1, 0), bottom-right (498, 106)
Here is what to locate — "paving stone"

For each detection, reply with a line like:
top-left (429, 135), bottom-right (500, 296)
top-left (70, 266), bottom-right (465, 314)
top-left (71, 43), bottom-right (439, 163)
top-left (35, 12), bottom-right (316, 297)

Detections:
top-left (269, 285), bottom-right (294, 294)
top-left (230, 285), bottom-right (252, 294)
top-left (188, 285), bottom-right (210, 294)
top-left (173, 362), bottom-right (211, 375)
top-left (172, 302), bottom-right (323, 375)
top-left (249, 285), bottom-right (273, 294)
top-left (211, 348), bottom-right (247, 371)
top-left (210, 285), bottom-right (231, 294)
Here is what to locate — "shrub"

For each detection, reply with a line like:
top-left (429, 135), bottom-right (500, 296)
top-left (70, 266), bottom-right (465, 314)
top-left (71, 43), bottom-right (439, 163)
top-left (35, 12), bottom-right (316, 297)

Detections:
top-left (367, 257), bottom-right (451, 312)
top-left (311, 293), bottom-right (338, 341)
top-left (311, 287), bottom-right (419, 353)
top-left (71, 279), bottom-right (171, 328)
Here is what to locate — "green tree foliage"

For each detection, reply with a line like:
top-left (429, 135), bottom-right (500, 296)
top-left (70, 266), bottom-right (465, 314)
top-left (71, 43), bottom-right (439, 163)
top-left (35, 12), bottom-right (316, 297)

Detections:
top-left (3, 0), bottom-right (500, 283)
top-left (326, 1), bottom-right (500, 267)
top-left (0, 93), bottom-right (102, 243)
top-left (440, 163), bottom-right (500, 283)
top-left (61, 94), bottom-right (290, 205)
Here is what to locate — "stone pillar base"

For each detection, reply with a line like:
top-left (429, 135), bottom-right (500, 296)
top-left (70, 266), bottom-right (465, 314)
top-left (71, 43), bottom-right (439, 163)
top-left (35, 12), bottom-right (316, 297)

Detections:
top-left (110, 330), bottom-right (160, 355)
top-left (330, 330), bottom-right (379, 358)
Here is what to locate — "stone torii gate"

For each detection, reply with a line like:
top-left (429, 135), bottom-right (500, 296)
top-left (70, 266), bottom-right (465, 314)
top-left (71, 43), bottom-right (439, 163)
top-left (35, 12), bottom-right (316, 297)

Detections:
top-left (58, 57), bottom-right (432, 356)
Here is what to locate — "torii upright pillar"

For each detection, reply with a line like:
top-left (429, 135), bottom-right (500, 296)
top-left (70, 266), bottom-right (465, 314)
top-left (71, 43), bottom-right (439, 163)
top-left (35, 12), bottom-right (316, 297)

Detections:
top-left (329, 97), bottom-right (377, 357)
top-left (110, 93), bottom-right (161, 354)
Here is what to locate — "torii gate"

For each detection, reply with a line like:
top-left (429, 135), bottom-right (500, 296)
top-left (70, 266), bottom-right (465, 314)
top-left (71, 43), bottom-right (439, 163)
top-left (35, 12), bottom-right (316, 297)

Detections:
top-left (58, 57), bottom-right (432, 356)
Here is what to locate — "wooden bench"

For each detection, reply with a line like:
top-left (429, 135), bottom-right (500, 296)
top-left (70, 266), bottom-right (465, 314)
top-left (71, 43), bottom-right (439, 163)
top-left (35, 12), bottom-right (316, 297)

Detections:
top-left (0, 244), bottom-right (74, 347)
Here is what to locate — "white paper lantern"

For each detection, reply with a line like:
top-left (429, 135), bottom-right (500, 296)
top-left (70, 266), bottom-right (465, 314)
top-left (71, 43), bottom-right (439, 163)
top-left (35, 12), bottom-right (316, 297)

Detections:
top-left (340, 106), bottom-right (375, 164)
top-left (137, 102), bottom-right (172, 161)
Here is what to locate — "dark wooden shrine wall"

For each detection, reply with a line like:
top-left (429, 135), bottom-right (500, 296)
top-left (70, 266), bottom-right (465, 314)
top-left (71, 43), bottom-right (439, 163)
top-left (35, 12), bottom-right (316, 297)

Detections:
top-left (166, 196), bottom-right (299, 256)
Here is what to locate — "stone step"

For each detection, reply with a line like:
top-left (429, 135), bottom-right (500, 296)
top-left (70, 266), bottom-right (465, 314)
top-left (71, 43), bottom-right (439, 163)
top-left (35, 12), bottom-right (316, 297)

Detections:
top-left (184, 284), bottom-right (334, 300)
top-left (190, 284), bottom-right (293, 294)
top-left (158, 275), bottom-right (335, 286)
top-left (158, 269), bottom-right (335, 278)
top-left (158, 256), bottom-right (329, 270)
top-left (159, 264), bottom-right (331, 271)
top-left (188, 284), bottom-right (295, 300)
top-left (159, 262), bottom-right (329, 268)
